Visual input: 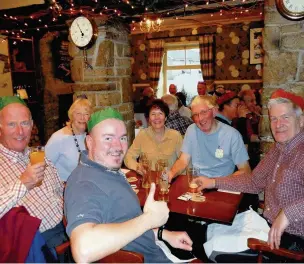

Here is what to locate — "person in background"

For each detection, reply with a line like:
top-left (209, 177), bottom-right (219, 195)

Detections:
top-left (216, 91), bottom-right (260, 211)
top-left (214, 84), bottom-right (226, 98)
top-left (134, 87), bottom-right (155, 114)
top-left (176, 92), bottom-right (192, 119)
top-left (197, 81), bottom-right (207, 96)
top-left (134, 87), bottom-right (155, 128)
top-left (194, 89), bottom-right (304, 256)
top-left (168, 95), bottom-right (250, 182)
top-left (45, 97), bottom-right (92, 182)
top-left (125, 99), bottom-right (183, 174)
top-left (64, 108), bottom-right (193, 263)
top-left (238, 89), bottom-right (261, 169)
top-left (169, 84), bottom-right (177, 95)
top-left (161, 94), bottom-right (192, 136)
top-left (215, 91), bottom-right (240, 126)
top-left (0, 96), bottom-right (66, 252)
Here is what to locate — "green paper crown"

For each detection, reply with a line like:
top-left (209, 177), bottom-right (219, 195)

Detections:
top-left (0, 96), bottom-right (26, 111)
top-left (88, 108), bottom-right (123, 132)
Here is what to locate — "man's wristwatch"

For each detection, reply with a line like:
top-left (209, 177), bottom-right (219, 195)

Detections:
top-left (157, 225), bottom-right (165, 241)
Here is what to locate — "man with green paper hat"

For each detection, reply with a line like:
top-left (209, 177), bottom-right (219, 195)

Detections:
top-left (0, 96), bottom-right (66, 257)
top-left (64, 107), bottom-right (194, 263)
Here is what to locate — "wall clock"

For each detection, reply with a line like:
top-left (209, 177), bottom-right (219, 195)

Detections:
top-left (275, 0), bottom-right (304, 21)
top-left (69, 16), bottom-right (97, 69)
top-left (69, 16), bottom-right (98, 48)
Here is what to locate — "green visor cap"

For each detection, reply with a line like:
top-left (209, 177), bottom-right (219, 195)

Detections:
top-left (87, 107), bottom-right (123, 132)
top-left (0, 96), bottom-right (26, 111)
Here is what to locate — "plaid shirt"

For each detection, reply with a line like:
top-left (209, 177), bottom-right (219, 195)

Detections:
top-left (0, 144), bottom-right (64, 232)
top-left (215, 130), bottom-right (304, 237)
top-left (165, 110), bottom-right (193, 135)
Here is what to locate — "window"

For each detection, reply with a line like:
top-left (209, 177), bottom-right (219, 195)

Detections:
top-left (157, 42), bottom-right (203, 104)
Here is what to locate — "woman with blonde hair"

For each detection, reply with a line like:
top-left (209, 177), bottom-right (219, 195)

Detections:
top-left (46, 96), bottom-right (92, 181)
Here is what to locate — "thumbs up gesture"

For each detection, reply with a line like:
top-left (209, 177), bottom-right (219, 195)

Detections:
top-left (143, 183), bottom-right (169, 229)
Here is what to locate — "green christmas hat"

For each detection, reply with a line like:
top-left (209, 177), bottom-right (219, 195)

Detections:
top-left (87, 107), bottom-right (123, 132)
top-left (0, 96), bottom-right (26, 111)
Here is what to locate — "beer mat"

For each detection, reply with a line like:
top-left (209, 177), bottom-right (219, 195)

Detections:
top-left (127, 177), bottom-right (138, 182)
top-left (121, 168), bottom-right (131, 174)
top-left (191, 195), bottom-right (206, 202)
top-left (217, 189), bottom-right (240, 195)
top-left (177, 193), bottom-right (192, 201)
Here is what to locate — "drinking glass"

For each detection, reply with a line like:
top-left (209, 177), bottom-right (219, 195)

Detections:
top-left (159, 169), bottom-right (169, 195)
top-left (155, 159), bottom-right (168, 185)
top-left (30, 146), bottom-right (45, 186)
top-left (187, 167), bottom-right (199, 193)
top-left (140, 154), bottom-right (151, 188)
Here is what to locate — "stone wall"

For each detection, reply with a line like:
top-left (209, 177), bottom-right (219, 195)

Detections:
top-left (260, 0), bottom-right (304, 154)
top-left (70, 25), bottom-right (134, 143)
top-left (40, 24), bottom-right (134, 143)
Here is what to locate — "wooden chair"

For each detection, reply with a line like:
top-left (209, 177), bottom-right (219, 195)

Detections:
top-left (247, 238), bottom-right (304, 263)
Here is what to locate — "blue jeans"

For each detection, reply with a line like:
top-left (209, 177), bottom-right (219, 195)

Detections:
top-left (41, 221), bottom-right (70, 262)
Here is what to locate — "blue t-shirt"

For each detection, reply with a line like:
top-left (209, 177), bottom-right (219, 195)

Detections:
top-left (64, 151), bottom-right (170, 263)
top-left (181, 122), bottom-right (249, 177)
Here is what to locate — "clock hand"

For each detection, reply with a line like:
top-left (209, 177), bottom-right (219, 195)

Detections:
top-left (76, 22), bottom-right (84, 37)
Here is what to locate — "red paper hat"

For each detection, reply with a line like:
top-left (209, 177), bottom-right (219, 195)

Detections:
top-left (216, 91), bottom-right (237, 106)
top-left (270, 89), bottom-right (304, 110)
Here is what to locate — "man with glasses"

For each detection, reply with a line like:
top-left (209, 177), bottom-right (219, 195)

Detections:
top-left (168, 95), bottom-right (250, 182)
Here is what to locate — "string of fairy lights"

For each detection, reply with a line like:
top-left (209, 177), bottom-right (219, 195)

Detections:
top-left (0, 0), bottom-right (263, 42)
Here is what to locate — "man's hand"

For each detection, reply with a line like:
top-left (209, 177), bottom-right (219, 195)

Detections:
top-left (143, 183), bottom-right (169, 229)
top-left (193, 176), bottom-right (215, 192)
top-left (20, 162), bottom-right (46, 190)
top-left (168, 170), bottom-right (174, 183)
top-left (268, 210), bottom-right (289, 250)
top-left (237, 104), bottom-right (250, 118)
top-left (162, 230), bottom-right (193, 251)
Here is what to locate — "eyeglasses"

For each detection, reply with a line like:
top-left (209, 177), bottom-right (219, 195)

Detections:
top-left (192, 107), bottom-right (214, 120)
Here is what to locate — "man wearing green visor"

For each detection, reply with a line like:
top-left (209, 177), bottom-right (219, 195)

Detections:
top-left (0, 96), bottom-right (66, 253)
top-left (64, 108), bottom-right (193, 263)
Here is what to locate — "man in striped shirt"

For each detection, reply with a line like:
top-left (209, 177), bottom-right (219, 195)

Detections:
top-left (0, 96), bottom-right (65, 250)
top-left (194, 89), bottom-right (304, 254)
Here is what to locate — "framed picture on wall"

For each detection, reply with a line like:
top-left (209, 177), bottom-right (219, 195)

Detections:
top-left (250, 28), bottom-right (264, 64)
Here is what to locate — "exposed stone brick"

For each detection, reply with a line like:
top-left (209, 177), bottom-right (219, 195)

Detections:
top-left (115, 43), bottom-right (124, 57)
top-left (121, 77), bottom-right (133, 103)
top-left (115, 58), bottom-right (131, 68)
top-left (96, 92), bottom-right (121, 107)
top-left (74, 83), bottom-right (116, 91)
top-left (96, 40), bottom-right (114, 67)
top-left (71, 59), bottom-right (84, 82)
top-left (263, 51), bottom-right (298, 85)
top-left (281, 32), bottom-right (304, 50)
top-left (263, 26), bottom-right (280, 52)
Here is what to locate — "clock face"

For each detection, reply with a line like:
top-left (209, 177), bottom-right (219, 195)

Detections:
top-left (283, 0), bottom-right (304, 13)
top-left (276, 0), bottom-right (304, 20)
top-left (70, 16), bottom-right (95, 48)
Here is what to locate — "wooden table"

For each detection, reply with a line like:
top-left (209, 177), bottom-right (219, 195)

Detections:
top-left (126, 170), bottom-right (243, 225)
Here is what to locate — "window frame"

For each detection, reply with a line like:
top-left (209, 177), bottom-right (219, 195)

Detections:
top-left (159, 41), bottom-right (202, 96)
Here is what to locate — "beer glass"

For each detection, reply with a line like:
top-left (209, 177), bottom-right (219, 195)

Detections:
top-left (155, 159), bottom-right (168, 185)
top-left (187, 167), bottom-right (199, 193)
top-left (140, 154), bottom-right (151, 188)
top-left (30, 146), bottom-right (45, 186)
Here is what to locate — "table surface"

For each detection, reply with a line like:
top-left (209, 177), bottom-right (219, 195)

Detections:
top-left (126, 170), bottom-right (243, 225)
